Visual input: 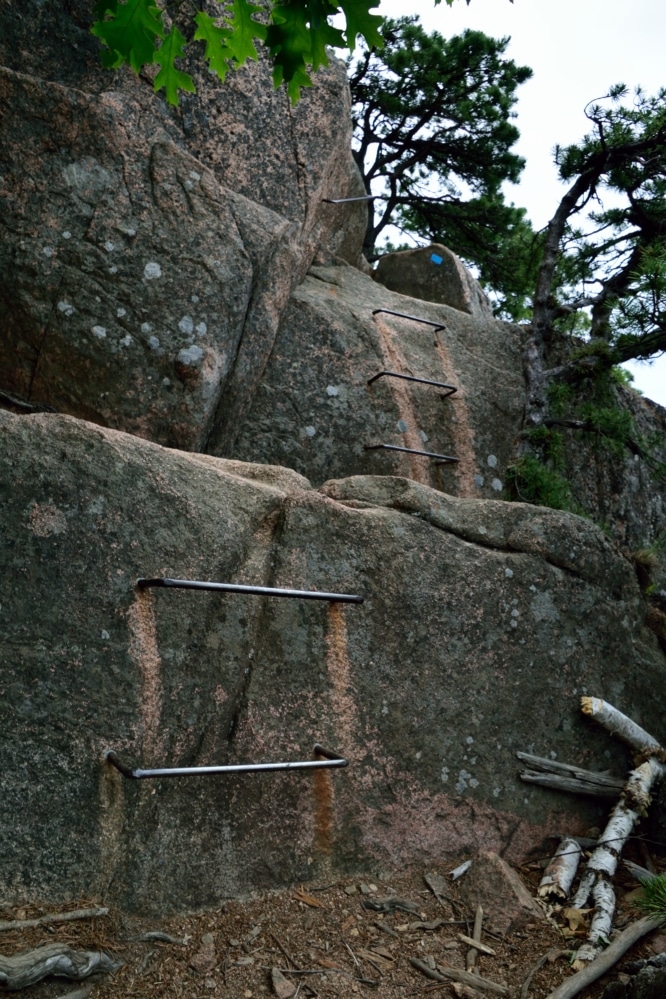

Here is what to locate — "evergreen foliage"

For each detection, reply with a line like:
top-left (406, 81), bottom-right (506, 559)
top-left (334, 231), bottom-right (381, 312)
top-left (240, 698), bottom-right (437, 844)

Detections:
top-left (348, 16), bottom-right (534, 315)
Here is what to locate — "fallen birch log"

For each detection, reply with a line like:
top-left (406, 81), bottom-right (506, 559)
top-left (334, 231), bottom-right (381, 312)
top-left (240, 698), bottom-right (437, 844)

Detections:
top-left (0, 944), bottom-right (122, 990)
top-left (517, 752), bottom-right (624, 798)
top-left (571, 699), bottom-right (665, 968)
top-left (544, 915), bottom-right (661, 999)
top-left (538, 838), bottom-right (581, 901)
top-left (410, 957), bottom-right (508, 995)
top-left (0, 907), bottom-right (109, 932)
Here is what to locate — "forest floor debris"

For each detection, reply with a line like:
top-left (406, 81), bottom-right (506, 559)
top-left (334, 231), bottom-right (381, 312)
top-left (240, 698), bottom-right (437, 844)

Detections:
top-left (2, 853), bottom-right (665, 999)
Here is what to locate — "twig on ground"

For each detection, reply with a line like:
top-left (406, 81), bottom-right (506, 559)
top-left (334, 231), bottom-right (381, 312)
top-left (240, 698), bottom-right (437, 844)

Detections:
top-left (520, 951), bottom-right (550, 998)
top-left (410, 957), bottom-right (509, 995)
top-left (0, 907), bottom-right (109, 932)
top-left (466, 905), bottom-right (484, 971)
top-left (543, 915), bottom-right (661, 999)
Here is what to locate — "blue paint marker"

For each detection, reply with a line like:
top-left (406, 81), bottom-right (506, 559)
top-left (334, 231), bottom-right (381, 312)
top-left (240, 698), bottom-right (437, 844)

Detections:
top-left (431, 253), bottom-right (443, 265)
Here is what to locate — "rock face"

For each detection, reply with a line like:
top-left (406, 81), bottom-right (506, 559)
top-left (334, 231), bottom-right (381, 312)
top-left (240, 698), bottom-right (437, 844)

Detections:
top-left (0, 1), bottom-right (367, 451)
top-left (374, 244), bottom-right (494, 319)
top-left (1, 411), bottom-right (664, 913)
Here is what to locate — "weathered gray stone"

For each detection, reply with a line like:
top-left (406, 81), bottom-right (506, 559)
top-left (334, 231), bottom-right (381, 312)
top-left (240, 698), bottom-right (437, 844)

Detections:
top-left (1, 412), bottom-right (664, 914)
top-left (374, 244), bottom-right (494, 319)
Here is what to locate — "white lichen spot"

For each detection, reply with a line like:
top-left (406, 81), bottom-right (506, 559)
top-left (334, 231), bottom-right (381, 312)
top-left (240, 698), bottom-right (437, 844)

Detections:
top-left (469, 778), bottom-right (479, 789)
top-left (305, 425), bottom-right (316, 437)
top-left (477, 525), bottom-right (488, 535)
top-left (148, 335), bottom-right (160, 350)
top-left (162, 377), bottom-right (171, 388)
top-left (108, 266), bottom-right (118, 274)
top-left (91, 325), bottom-right (107, 339)
top-left (195, 321), bottom-right (207, 336)
top-left (191, 294), bottom-right (200, 304)
top-left (43, 246), bottom-right (54, 257)
top-left (120, 334), bottom-right (133, 347)
top-left (62, 231), bottom-right (72, 240)
top-left (530, 590), bottom-right (560, 623)
top-left (104, 241), bottom-right (115, 253)
top-left (487, 454), bottom-right (497, 468)
top-left (419, 430), bottom-right (429, 443)
top-left (415, 751), bottom-right (422, 760)
top-left (491, 478), bottom-right (503, 491)
top-left (141, 322), bottom-right (153, 334)
top-left (381, 700), bottom-right (389, 715)
top-left (143, 261), bottom-right (162, 280)
top-left (511, 609), bottom-right (520, 618)
top-left (466, 736), bottom-right (474, 745)
top-left (178, 315), bottom-right (194, 335)
top-left (440, 767), bottom-right (449, 783)
top-left (505, 568), bottom-right (514, 578)
top-left (493, 787), bottom-right (501, 797)
top-left (456, 770), bottom-right (472, 794)
top-left (510, 619), bottom-right (518, 629)
top-left (326, 385), bottom-right (339, 397)
top-left (474, 474), bottom-right (484, 488)
top-left (116, 307), bottom-right (127, 318)
top-left (101, 629), bottom-right (110, 640)
top-left (177, 344), bottom-right (204, 366)
top-left (189, 170), bottom-right (201, 181)
top-left (57, 301), bottom-right (75, 317)
top-left (396, 419), bottom-right (409, 433)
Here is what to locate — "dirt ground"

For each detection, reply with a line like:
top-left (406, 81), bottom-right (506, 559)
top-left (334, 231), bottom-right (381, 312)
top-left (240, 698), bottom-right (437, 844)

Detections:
top-left (2, 846), bottom-right (666, 999)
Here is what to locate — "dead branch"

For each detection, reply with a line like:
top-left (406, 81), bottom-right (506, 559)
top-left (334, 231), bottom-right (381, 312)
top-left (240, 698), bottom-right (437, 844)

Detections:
top-left (543, 915), bottom-right (661, 999)
top-left (0, 943), bottom-right (122, 989)
top-left (410, 957), bottom-right (509, 995)
top-left (539, 838), bottom-right (581, 900)
top-left (466, 904), bottom-right (484, 971)
top-left (0, 907), bottom-right (109, 932)
top-left (517, 752), bottom-right (624, 798)
top-left (580, 697), bottom-right (663, 754)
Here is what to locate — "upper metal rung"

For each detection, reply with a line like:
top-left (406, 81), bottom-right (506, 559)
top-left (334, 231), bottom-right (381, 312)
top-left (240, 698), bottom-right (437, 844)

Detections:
top-left (106, 744), bottom-right (348, 780)
top-left (137, 578), bottom-right (363, 604)
top-left (372, 308), bottom-right (447, 333)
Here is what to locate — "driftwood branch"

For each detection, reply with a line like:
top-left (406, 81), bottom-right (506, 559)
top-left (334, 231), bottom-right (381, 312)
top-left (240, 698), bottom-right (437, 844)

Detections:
top-left (544, 916), bottom-right (661, 999)
top-left (0, 944), bottom-right (122, 990)
top-left (538, 838), bottom-right (581, 900)
top-left (410, 957), bottom-right (509, 995)
top-left (580, 697), bottom-right (663, 754)
top-left (0, 907), bottom-right (109, 933)
top-left (517, 752), bottom-right (624, 798)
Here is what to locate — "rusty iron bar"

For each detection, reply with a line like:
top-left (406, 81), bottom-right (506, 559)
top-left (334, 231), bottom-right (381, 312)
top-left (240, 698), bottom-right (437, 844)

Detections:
top-left (364, 443), bottom-right (459, 464)
top-left (367, 370), bottom-right (457, 397)
top-left (137, 577), bottom-right (363, 604)
top-left (105, 745), bottom-right (348, 780)
top-left (371, 308), bottom-right (447, 333)
top-left (321, 195), bottom-right (378, 203)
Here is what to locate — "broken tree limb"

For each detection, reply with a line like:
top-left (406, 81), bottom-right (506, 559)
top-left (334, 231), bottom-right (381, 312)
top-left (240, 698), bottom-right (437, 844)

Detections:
top-left (544, 915), bottom-right (661, 999)
top-left (517, 752), bottom-right (624, 798)
top-left (0, 907), bottom-right (109, 932)
top-left (410, 957), bottom-right (509, 995)
top-left (0, 944), bottom-right (122, 989)
top-left (570, 697), bottom-right (666, 966)
top-left (466, 904), bottom-right (484, 971)
top-left (580, 697), bottom-right (663, 755)
top-left (539, 838), bottom-right (582, 901)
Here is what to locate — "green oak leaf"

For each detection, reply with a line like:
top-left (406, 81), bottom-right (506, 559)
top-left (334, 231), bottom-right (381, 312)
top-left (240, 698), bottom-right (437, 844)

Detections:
top-left (91, 0), bottom-right (164, 73)
top-left (193, 10), bottom-right (233, 81)
top-left (224, 0), bottom-right (269, 66)
top-left (338, 0), bottom-right (383, 51)
top-left (153, 26), bottom-right (196, 105)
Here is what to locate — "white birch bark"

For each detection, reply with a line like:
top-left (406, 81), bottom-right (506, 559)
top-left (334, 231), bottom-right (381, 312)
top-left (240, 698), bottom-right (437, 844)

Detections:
top-left (580, 697), bottom-right (663, 754)
top-left (538, 838), bottom-right (581, 900)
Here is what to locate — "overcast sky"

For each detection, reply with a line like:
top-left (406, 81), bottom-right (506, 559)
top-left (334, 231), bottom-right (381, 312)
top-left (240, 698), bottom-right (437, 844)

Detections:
top-left (362, 0), bottom-right (666, 406)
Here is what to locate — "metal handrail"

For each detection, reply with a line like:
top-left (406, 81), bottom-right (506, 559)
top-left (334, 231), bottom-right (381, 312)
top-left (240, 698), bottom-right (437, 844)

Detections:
top-left (321, 195), bottom-right (378, 204)
top-left (372, 308), bottom-right (447, 333)
top-left (106, 744), bottom-right (348, 780)
top-left (367, 370), bottom-right (457, 397)
top-left (137, 578), bottom-right (363, 604)
top-left (364, 443), bottom-right (459, 464)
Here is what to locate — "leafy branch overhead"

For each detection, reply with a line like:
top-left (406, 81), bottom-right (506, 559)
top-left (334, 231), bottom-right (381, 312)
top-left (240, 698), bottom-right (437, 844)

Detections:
top-left (91, 0), bottom-right (385, 103)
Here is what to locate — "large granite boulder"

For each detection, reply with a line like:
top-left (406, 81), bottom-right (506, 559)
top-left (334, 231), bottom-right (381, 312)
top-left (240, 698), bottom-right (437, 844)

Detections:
top-left (0, 2), bottom-right (367, 448)
top-left (374, 243), bottom-right (495, 319)
top-left (1, 411), bottom-right (663, 913)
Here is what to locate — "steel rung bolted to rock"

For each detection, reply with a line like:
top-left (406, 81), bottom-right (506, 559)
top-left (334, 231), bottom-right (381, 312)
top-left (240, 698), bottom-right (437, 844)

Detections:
top-left (137, 577), bottom-right (363, 604)
top-left (367, 370), bottom-right (457, 398)
top-left (105, 744), bottom-right (348, 780)
top-left (372, 308), bottom-right (447, 333)
top-left (321, 195), bottom-right (378, 203)
top-left (364, 443), bottom-right (459, 464)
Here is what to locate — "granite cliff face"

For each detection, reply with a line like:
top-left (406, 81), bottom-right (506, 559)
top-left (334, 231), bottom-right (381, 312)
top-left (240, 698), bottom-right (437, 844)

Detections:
top-left (1, 1), bottom-right (665, 915)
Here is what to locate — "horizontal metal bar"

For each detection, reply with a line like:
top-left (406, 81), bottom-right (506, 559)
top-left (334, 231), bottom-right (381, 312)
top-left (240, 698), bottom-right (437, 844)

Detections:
top-left (137, 577), bottom-right (363, 604)
top-left (367, 370), bottom-right (457, 397)
top-left (105, 745), bottom-right (348, 780)
top-left (364, 443), bottom-right (459, 464)
top-left (321, 195), bottom-right (378, 204)
top-left (372, 308), bottom-right (447, 332)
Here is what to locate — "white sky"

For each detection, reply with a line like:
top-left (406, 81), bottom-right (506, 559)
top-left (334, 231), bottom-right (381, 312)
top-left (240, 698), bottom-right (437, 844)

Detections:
top-left (359, 0), bottom-right (666, 406)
